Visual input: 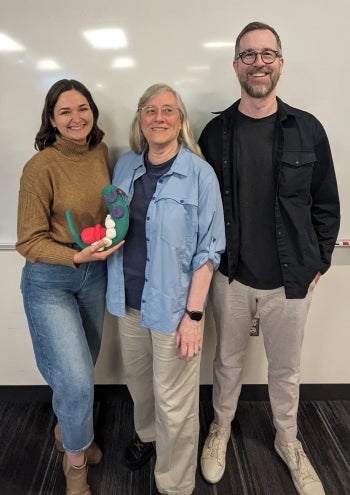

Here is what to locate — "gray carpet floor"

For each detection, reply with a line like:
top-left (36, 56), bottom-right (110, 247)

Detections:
top-left (0, 396), bottom-right (349, 494)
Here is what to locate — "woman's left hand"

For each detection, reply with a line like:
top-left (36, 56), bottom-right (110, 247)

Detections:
top-left (175, 317), bottom-right (203, 360)
top-left (73, 239), bottom-right (124, 264)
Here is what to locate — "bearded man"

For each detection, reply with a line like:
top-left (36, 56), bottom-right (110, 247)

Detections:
top-left (199, 21), bottom-right (340, 495)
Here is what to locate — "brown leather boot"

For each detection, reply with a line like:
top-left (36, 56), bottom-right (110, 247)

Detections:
top-left (62, 453), bottom-right (91, 495)
top-left (54, 424), bottom-right (102, 464)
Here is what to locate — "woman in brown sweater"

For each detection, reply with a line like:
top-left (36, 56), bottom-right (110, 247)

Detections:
top-left (16, 79), bottom-right (122, 495)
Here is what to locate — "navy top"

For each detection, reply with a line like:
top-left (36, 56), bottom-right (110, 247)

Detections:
top-left (123, 154), bottom-right (174, 309)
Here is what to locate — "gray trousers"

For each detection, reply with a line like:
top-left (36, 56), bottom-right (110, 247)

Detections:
top-left (118, 307), bottom-right (201, 495)
top-left (210, 271), bottom-right (315, 443)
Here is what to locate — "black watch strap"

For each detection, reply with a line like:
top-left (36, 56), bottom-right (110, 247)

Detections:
top-left (186, 309), bottom-right (203, 321)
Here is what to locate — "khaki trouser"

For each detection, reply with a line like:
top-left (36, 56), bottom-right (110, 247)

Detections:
top-left (210, 271), bottom-right (315, 443)
top-left (118, 307), bottom-right (201, 495)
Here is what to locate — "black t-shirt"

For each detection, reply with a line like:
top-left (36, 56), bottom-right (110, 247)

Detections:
top-left (235, 111), bottom-right (283, 289)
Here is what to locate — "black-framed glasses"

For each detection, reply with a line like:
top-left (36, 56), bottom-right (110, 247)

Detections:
top-left (236, 49), bottom-right (281, 65)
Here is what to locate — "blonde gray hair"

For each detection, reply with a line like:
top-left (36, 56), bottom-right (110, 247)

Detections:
top-left (129, 83), bottom-right (202, 158)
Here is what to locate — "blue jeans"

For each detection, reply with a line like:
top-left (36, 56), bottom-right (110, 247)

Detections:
top-left (21, 260), bottom-right (107, 452)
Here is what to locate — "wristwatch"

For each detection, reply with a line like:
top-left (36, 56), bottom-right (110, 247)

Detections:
top-left (186, 309), bottom-right (203, 321)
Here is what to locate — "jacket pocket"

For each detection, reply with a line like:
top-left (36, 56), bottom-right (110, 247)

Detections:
top-left (279, 150), bottom-right (316, 201)
top-left (282, 150), bottom-right (316, 167)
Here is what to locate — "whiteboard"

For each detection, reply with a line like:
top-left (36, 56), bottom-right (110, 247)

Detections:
top-left (1, 0), bottom-right (349, 246)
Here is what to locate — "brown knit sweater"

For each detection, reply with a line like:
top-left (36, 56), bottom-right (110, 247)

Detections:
top-left (16, 135), bottom-right (111, 267)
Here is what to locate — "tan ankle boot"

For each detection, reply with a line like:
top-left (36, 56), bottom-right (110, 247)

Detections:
top-left (62, 453), bottom-right (91, 495)
top-left (54, 424), bottom-right (102, 464)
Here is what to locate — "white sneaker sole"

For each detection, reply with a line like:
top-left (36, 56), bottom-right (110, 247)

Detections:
top-left (200, 458), bottom-right (225, 484)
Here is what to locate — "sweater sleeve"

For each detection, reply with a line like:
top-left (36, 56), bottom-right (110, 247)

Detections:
top-left (16, 156), bottom-right (78, 267)
top-left (16, 187), bottom-right (78, 267)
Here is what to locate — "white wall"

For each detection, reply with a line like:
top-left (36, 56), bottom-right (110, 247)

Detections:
top-left (1, 0), bottom-right (350, 385)
top-left (1, 249), bottom-right (349, 385)
top-left (1, 0), bottom-right (350, 244)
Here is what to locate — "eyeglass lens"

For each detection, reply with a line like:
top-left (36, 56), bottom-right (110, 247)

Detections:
top-left (240, 50), bottom-right (279, 65)
top-left (141, 106), bottom-right (177, 117)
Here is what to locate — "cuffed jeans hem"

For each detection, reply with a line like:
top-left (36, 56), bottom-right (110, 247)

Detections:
top-left (63, 436), bottom-right (95, 454)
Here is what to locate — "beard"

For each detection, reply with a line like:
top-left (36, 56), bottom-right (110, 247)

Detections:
top-left (238, 70), bottom-right (281, 98)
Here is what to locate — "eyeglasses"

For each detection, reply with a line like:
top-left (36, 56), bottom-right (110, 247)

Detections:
top-left (140, 105), bottom-right (179, 117)
top-left (236, 49), bottom-right (281, 65)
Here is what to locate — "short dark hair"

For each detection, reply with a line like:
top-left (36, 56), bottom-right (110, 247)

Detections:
top-left (35, 79), bottom-right (104, 150)
top-left (234, 21), bottom-right (282, 59)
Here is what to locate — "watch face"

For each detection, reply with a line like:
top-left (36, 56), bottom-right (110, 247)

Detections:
top-left (187, 310), bottom-right (203, 321)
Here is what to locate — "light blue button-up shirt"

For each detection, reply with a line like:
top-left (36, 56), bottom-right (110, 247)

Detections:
top-left (106, 146), bottom-right (225, 333)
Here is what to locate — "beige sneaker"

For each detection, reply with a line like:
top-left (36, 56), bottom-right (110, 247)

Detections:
top-left (200, 423), bottom-right (231, 483)
top-left (274, 437), bottom-right (325, 495)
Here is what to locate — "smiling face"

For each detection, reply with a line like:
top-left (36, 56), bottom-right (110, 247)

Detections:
top-left (50, 89), bottom-right (94, 144)
top-left (233, 29), bottom-right (284, 99)
top-left (140, 91), bottom-right (182, 152)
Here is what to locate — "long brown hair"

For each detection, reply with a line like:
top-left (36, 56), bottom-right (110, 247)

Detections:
top-left (35, 79), bottom-right (104, 151)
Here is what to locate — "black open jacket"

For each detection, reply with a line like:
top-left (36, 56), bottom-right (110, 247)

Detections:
top-left (199, 97), bottom-right (340, 298)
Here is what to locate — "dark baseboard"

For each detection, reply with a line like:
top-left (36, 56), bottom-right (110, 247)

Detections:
top-left (0, 383), bottom-right (349, 402)
top-left (200, 384), bottom-right (350, 401)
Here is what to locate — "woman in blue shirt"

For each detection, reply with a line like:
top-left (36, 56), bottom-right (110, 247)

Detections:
top-left (107, 83), bottom-right (225, 495)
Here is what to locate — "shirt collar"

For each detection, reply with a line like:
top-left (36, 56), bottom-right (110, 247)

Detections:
top-left (138, 145), bottom-right (190, 177)
top-left (217, 97), bottom-right (298, 124)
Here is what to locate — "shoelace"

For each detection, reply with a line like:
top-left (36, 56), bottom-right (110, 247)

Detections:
top-left (207, 427), bottom-right (225, 459)
top-left (293, 447), bottom-right (319, 483)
